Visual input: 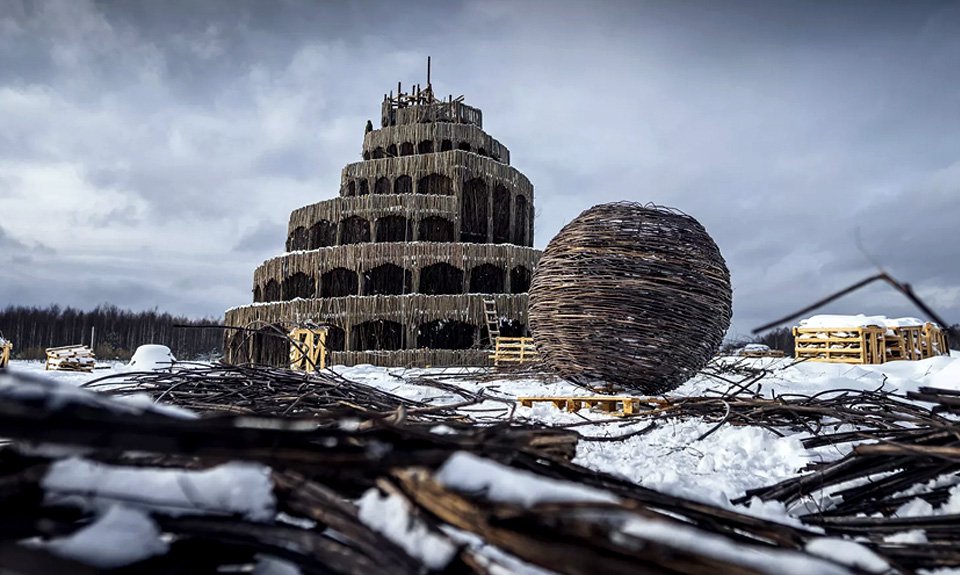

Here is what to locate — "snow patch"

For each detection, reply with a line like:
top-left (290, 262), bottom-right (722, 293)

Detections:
top-left (357, 489), bottom-right (457, 569)
top-left (805, 538), bottom-right (889, 573)
top-left (43, 458), bottom-right (275, 521)
top-left (42, 505), bottom-right (168, 568)
top-left (436, 451), bottom-right (619, 506)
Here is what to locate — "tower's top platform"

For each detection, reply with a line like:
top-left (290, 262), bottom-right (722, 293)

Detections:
top-left (380, 89), bottom-right (482, 129)
top-left (379, 58), bottom-right (482, 129)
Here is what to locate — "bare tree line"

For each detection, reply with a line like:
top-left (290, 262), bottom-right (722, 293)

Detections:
top-left (0, 304), bottom-right (223, 360)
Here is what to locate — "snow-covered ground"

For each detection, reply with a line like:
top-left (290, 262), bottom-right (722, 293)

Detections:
top-left (9, 352), bottom-right (960, 534)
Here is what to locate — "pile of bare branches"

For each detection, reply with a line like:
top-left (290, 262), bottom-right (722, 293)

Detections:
top-left (733, 386), bottom-right (960, 571)
top-left (529, 202), bottom-right (732, 394)
top-left (0, 367), bottom-right (879, 575)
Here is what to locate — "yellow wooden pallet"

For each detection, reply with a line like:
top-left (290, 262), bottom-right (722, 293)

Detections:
top-left (517, 396), bottom-right (668, 416)
top-left (489, 336), bottom-right (539, 366)
top-left (289, 327), bottom-right (328, 371)
top-left (794, 323), bottom-right (948, 365)
top-left (793, 326), bottom-right (886, 364)
top-left (0, 341), bottom-right (11, 368)
top-left (740, 349), bottom-right (785, 358)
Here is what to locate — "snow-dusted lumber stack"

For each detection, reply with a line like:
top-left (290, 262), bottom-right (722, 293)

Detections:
top-left (44, 344), bottom-right (96, 372)
top-left (793, 315), bottom-right (949, 364)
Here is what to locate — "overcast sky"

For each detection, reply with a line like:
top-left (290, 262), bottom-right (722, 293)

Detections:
top-left (1, 0), bottom-right (958, 338)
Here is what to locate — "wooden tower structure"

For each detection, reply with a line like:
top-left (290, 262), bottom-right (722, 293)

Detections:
top-left (226, 65), bottom-right (541, 367)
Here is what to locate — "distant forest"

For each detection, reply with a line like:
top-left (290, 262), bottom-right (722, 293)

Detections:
top-left (727, 324), bottom-right (960, 356)
top-left (0, 305), bottom-right (223, 360)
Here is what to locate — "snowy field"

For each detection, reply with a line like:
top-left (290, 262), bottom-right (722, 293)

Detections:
top-left (8, 351), bottom-right (960, 533)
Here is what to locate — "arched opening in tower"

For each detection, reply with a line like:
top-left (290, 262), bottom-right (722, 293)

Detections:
top-left (457, 142), bottom-right (471, 152)
top-left (326, 325), bottom-right (345, 352)
top-left (416, 320), bottom-right (476, 350)
top-left (375, 215), bottom-right (412, 243)
top-left (394, 175), bottom-right (413, 194)
top-left (227, 330), bottom-right (249, 362)
top-left (514, 195), bottom-right (529, 245)
top-left (345, 181), bottom-right (356, 197)
top-left (510, 266), bottom-right (532, 294)
top-left (358, 180), bottom-right (369, 196)
top-left (493, 185), bottom-right (511, 243)
top-left (263, 279), bottom-right (281, 302)
top-left (386, 144), bottom-right (397, 157)
top-left (363, 263), bottom-right (412, 296)
top-left (498, 319), bottom-right (527, 337)
top-left (418, 217), bottom-right (454, 242)
top-left (362, 151), bottom-right (371, 161)
top-left (353, 320), bottom-right (404, 351)
top-left (282, 272), bottom-right (315, 300)
top-left (321, 268), bottom-right (359, 298)
top-left (418, 140), bottom-right (433, 154)
top-left (339, 216), bottom-right (371, 244)
top-left (460, 178), bottom-right (488, 243)
top-left (468, 264), bottom-right (505, 293)
top-left (419, 263), bottom-right (464, 295)
top-left (417, 174), bottom-right (453, 195)
top-left (478, 147), bottom-right (487, 157)
top-left (440, 139), bottom-right (453, 152)
top-left (372, 147), bottom-right (385, 159)
top-left (374, 177), bottom-right (390, 195)
top-left (286, 226), bottom-right (308, 251)
top-left (253, 285), bottom-right (262, 303)
top-left (309, 220), bottom-right (336, 249)
top-left (399, 142), bottom-right (414, 156)
top-left (253, 324), bottom-right (288, 366)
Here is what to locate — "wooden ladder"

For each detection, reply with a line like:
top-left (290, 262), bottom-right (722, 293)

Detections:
top-left (483, 299), bottom-right (500, 345)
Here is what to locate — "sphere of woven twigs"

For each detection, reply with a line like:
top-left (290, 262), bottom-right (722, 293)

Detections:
top-left (528, 202), bottom-right (732, 394)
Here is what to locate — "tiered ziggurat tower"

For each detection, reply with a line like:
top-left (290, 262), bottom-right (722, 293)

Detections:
top-left (225, 78), bottom-right (541, 367)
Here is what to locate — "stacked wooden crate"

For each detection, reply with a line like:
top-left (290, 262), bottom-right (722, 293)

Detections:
top-left (794, 315), bottom-right (949, 365)
top-left (45, 345), bottom-right (97, 372)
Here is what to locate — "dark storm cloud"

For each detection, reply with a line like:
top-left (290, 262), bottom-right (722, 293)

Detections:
top-left (1, 0), bottom-right (958, 336)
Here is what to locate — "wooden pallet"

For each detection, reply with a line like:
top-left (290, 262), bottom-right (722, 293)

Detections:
top-left (921, 323), bottom-right (949, 359)
top-left (289, 327), bottom-right (328, 372)
top-left (739, 350), bottom-right (785, 358)
top-left (0, 340), bottom-right (11, 368)
top-left (793, 326), bottom-right (886, 364)
top-left (795, 323), bottom-right (949, 365)
top-left (489, 336), bottom-right (539, 366)
top-left (885, 325), bottom-right (924, 361)
top-left (45, 345), bottom-right (96, 372)
top-left (518, 396), bottom-right (668, 416)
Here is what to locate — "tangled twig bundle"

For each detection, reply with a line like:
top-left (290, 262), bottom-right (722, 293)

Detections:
top-left (529, 202), bottom-right (732, 393)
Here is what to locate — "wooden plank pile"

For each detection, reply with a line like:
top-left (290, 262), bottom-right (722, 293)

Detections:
top-left (793, 316), bottom-right (949, 365)
top-left (0, 336), bottom-right (11, 368)
top-left (44, 345), bottom-right (96, 372)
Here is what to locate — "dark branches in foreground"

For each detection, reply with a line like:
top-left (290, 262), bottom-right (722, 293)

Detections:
top-left (0, 365), bottom-right (893, 575)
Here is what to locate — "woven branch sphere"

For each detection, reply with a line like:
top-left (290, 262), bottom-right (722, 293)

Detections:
top-left (528, 202), bottom-right (732, 394)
